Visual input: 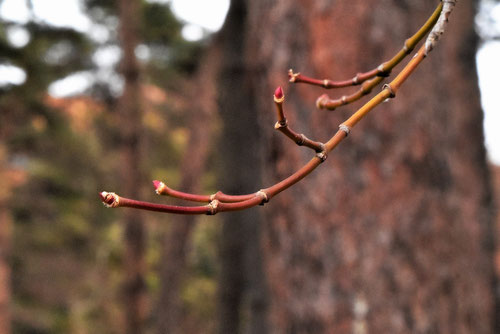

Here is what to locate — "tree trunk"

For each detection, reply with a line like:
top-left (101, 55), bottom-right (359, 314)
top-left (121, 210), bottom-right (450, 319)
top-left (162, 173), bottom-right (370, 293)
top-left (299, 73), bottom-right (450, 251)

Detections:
top-left (116, 0), bottom-right (146, 333)
top-left (216, 1), bottom-right (269, 333)
top-left (0, 147), bottom-right (11, 334)
top-left (233, 0), bottom-right (495, 332)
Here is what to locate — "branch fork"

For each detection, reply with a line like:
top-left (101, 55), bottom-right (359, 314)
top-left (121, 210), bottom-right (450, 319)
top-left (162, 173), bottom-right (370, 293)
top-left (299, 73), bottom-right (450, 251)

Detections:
top-left (99, 1), bottom-right (455, 215)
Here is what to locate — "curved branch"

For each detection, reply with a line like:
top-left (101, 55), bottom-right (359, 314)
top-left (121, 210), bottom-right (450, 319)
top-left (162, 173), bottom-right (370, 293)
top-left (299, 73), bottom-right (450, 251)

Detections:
top-left (288, 2), bottom-right (442, 90)
top-left (153, 180), bottom-right (256, 203)
top-left (100, 191), bottom-right (213, 214)
top-left (100, 41), bottom-right (434, 215)
top-left (316, 76), bottom-right (384, 110)
top-left (99, 2), bottom-right (455, 215)
top-left (273, 86), bottom-right (326, 155)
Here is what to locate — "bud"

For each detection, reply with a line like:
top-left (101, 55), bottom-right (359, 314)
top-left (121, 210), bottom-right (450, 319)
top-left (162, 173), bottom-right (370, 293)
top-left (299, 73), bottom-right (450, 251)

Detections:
top-left (274, 86), bottom-right (285, 103)
top-left (153, 180), bottom-right (167, 195)
top-left (99, 191), bottom-right (119, 207)
top-left (274, 86), bottom-right (283, 99)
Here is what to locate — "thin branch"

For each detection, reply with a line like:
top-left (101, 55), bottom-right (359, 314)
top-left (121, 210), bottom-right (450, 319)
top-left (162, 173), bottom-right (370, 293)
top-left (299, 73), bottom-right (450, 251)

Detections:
top-left (101, 43), bottom-right (435, 215)
top-left (294, 1), bottom-right (443, 111)
top-left (100, 191), bottom-right (214, 214)
top-left (273, 87), bottom-right (326, 155)
top-left (288, 2), bottom-right (442, 89)
top-left (316, 76), bottom-right (384, 110)
top-left (153, 180), bottom-right (255, 203)
top-left (99, 2), bottom-right (454, 215)
top-left (316, 2), bottom-right (445, 110)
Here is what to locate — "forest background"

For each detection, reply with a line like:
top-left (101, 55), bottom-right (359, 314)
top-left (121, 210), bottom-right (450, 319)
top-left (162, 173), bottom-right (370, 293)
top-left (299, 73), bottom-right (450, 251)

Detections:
top-left (0, 0), bottom-right (500, 333)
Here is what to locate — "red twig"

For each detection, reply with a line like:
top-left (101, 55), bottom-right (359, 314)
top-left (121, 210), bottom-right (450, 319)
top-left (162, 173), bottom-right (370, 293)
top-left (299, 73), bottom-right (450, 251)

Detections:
top-left (153, 180), bottom-right (256, 203)
top-left (273, 87), bottom-right (326, 154)
top-left (99, 2), bottom-right (454, 215)
top-left (292, 2), bottom-right (443, 110)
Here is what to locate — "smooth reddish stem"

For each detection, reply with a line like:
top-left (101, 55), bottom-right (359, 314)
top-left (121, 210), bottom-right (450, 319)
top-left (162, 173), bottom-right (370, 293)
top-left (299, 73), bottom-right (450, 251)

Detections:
top-left (120, 197), bottom-right (210, 214)
top-left (289, 68), bottom-right (381, 89)
top-left (274, 87), bottom-right (324, 152)
top-left (100, 6), bottom-right (444, 216)
top-left (100, 191), bottom-right (211, 214)
top-left (316, 76), bottom-right (384, 110)
top-left (288, 2), bottom-right (442, 91)
top-left (153, 180), bottom-right (255, 203)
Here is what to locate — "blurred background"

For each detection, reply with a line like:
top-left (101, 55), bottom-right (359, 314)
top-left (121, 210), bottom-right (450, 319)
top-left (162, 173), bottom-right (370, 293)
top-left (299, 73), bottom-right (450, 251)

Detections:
top-left (0, 0), bottom-right (499, 333)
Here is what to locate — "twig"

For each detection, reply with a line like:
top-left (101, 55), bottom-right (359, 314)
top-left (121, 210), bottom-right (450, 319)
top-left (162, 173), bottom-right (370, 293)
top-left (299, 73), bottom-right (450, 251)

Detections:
top-left (99, 2), bottom-right (454, 215)
top-left (425, 0), bottom-right (456, 55)
top-left (293, 2), bottom-right (443, 110)
top-left (273, 87), bottom-right (326, 155)
top-left (101, 44), bottom-right (436, 215)
top-left (153, 180), bottom-right (255, 203)
top-left (316, 76), bottom-right (384, 110)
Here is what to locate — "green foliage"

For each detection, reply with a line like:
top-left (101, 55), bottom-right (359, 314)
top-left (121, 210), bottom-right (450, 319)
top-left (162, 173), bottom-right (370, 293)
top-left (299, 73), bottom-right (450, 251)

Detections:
top-left (141, 2), bottom-right (182, 45)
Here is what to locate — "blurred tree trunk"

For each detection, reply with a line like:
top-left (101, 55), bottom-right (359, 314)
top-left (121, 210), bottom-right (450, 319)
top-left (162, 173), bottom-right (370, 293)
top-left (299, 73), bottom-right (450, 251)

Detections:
top-left (216, 0), bottom-right (269, 333)
top-left (116, 0), bottom-right (146, 333)
top-left (156, 45), bottom-right (219, 334)
top-left (230, 0), bottom-right (494, 332)
top-left (0, 147), bottom-right (11, 334)
top-left (0, 213), bottom-right (10, 334)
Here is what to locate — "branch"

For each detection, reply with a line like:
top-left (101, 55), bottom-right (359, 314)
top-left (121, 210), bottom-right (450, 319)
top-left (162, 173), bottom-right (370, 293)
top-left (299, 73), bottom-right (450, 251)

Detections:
top-left (425, 0), bottom-right (456, 55)
top-left (153, 180), bottom-right (255, 203)
top-left (99, 1), bottom-right (454, 215)
top-left (100, 45), bottom-right (434, 215)
top-left (315, 76), bottom-right (384, 110)
top-left (273, 87), bottom-right (326, 156)
top-left (292, 2), bottom-right (443, 110)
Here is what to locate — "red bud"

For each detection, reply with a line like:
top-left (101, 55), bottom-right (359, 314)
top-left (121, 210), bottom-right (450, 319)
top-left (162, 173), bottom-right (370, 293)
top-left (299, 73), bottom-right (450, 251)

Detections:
top-left (152, 180), bottom-right (162, 189)
top-left (274, 86), bottom-right (284, 99)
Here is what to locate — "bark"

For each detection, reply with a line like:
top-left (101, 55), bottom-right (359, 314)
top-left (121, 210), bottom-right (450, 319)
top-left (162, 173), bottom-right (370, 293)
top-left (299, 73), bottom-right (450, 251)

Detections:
top-left (234, 0), bottom-right (495, 333)
top-left (216, 0), bottom-right (269, 333)
top-left (116, 0), bottom-right (146, 332)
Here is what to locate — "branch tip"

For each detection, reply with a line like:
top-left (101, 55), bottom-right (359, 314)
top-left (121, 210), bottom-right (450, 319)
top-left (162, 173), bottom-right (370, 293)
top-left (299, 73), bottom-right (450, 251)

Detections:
top-left (274, 86), bottom-right (285, 103)
top-left (100, 191), bottom-right (120, 208)
top-left (152, 180), bottom-right (167, 195)
top-left (316, 94), bottom-right (330, 109)
top-left (274, 86), bottom-right (283, 98)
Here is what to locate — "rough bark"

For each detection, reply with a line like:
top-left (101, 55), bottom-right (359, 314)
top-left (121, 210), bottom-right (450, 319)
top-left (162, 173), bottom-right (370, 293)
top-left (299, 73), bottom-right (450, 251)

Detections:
top-left (216, 0), bottom-right (269, 333)
top-left (116, 0), bottom-right (146, 332)
top-left (236, 0), bottom-right (495, 333)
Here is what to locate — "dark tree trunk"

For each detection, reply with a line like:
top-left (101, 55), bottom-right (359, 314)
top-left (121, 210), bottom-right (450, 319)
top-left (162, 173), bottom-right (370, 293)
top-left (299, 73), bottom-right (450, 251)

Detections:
top-left (116, 0), bottom-right (146, 332)
top-left (216, 0), bottom-right (269, 333)
top-left (226, 0), bottom-right (495, 332)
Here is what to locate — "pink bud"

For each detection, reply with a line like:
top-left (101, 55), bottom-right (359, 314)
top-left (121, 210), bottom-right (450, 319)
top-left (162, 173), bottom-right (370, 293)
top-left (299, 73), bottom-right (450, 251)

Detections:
top-left (152, 180), bottom-right (162, 190)
top-left (274, 86), bottom-right (284, 99)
